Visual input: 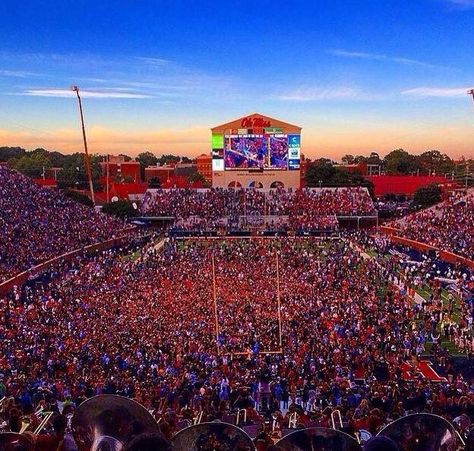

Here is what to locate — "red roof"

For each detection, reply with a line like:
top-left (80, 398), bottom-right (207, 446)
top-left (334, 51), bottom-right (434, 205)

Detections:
top-left (33, 178), bottom-right (57, 188)
top-left (109, 183), bottom-right (148, 199)
top-left (366, 175), bottom-right (458, 196)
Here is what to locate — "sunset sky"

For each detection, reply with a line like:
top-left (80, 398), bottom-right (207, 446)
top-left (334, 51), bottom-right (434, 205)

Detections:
top-left (0, 0), bottom-right (473, 160)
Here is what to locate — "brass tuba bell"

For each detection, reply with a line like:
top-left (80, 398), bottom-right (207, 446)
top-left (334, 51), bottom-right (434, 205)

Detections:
top-left (71, 395), bottom-right (161, 451)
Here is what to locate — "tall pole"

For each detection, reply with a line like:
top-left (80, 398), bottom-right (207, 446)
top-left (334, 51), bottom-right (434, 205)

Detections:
top-left (465, 89), bottom-right (474, 188)
top-left (468, 89), bottom-right (474, 109)
top-left (212, 253), bottom-right (220, 354)
top-left (71, 86), bottom-right (95, 205)
top-left (106, 154), bottom-right (110, 203)
top-left (275, 251), bottom-right (283, 350)
top-left (466, 160), bottom-right (469, 188)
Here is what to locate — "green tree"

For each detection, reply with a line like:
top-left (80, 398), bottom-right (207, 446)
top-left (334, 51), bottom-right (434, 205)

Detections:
top-left (0, 146), bottom-right (26, 162)
top-left (118, 153), bottom-right (133, 162)
top-left (57, 153), bottom-right (102, 190)
top-left (136, 151), bottom-right (159, 180)
top-left (157, 154), bottom-right (180, 166)
top-left (305, 159), bottom-right (374, 196)
top-left (305, 159), bottom-right (337, 187)
top-left (412, 183), bottom-right (442, 208)
top-left (367, 152), bottom-right (383, 165)
top-left (384, 149), bottom-right (419, 175)
top-left (417, 150), bottom-right (454, 175)
top-left (102, 199), bottom-right (137, 218)
top-left (354, 155), bottom-right (368, 164)
top-left (341, 154), bottom-right (355, 164)
top-left (8, 153), bottom-right (51, 177)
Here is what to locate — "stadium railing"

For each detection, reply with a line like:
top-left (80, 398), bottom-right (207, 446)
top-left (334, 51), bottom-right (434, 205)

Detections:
top-left (0, 226), bottom-right (137, 295)
top-left (379, 225), bottom-right (474, 269)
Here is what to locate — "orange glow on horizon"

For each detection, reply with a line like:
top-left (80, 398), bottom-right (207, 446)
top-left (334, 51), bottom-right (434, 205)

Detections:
top-left (0, 123), bottom-right (472, 161)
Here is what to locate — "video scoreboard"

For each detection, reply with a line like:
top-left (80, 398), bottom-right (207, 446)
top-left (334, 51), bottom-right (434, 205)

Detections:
top-left (212, 128), bottom-right (301, 172)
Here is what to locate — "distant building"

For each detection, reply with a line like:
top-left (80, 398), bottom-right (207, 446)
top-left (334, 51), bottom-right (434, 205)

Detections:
top-left (337, 162), bottom-right (368, 175)
top-left (100, 159), bottom-right (141, 183)
top-left (299, 154), bottom-right (308, 186)
top-left (174, 162), bottom-right (196, 178)
top-left (144, 165), bottom-right (175, 183)
top-left (196, 153), bottom-right (212, 184)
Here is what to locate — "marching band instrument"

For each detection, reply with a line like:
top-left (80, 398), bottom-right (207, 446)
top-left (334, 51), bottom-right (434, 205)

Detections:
top-left (288, 412), bottom-right (299, 429)
top-left (172, 422), bottom-right (254, 451)
top-left (71, 395), bottom-right (161, 451)
top-left (0, 432), bottom-right (34, 451)
top-left (19, 407), bottom-right (52, 435)
top-left (377, 413), bottom-right (463, 451)
top-left (236, 408), bottom-right (247, 426)
top-left (331, 409), bottom-right (343, 430)
top-left (192, 411), bottom-right (203, 425)
top-left (272, 427), bottom-right (362, 451)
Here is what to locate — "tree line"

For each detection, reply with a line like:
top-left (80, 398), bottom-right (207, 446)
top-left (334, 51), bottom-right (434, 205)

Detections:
top-left (339, 149), bottom-right (469, 177)
top-left (1, 146), bottom-right (471, 194)
top-left (0, 147), bottom-right (196, 190)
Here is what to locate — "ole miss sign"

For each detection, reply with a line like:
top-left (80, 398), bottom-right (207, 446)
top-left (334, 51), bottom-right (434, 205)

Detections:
top-left (240, 117), bottom-right (271, 128)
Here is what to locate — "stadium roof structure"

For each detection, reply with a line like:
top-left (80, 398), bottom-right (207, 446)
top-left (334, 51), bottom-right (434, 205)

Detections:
top-left (211, 112), bottom-right (302, 134)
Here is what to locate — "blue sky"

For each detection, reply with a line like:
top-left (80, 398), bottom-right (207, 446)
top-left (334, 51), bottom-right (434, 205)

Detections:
top-left (0, 0), bottom-right (473, 159)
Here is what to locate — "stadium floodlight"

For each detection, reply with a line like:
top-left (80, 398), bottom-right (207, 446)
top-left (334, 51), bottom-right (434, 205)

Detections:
top-left (71, 85), bottom-right (95, 205)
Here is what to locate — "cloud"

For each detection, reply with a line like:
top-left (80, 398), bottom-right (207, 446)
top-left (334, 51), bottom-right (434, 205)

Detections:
top-left (0, 70), bottom-right (42, 78)
top-left (136, 56), bottom-right (170, 65)
top-left (21, 88), bottom-right (153, 99)
top-left (0, 51), bottom-right (239, 101)
top-left (443, 0), bottom-right (474, 9)
top-left (401, 86), bottom-right (474, 97)
top-left (327, 49), bottom-right (440, 68)
top-left (275, 87), bottom-right (369, 101)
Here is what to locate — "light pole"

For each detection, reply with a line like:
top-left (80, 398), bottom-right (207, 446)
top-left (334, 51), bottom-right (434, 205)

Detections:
top-left (467, 89), bottom-right (474, 188)
top-left (468, 89), bottom-right (474, 108)
top-left (71, 86), bottom-right (95, 205)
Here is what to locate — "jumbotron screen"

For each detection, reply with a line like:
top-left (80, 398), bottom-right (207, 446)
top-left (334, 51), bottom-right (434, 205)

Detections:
top-left (220, 133), bottom-right (300, 170)
top-left (224, 135), bottom-right (266, 169)
top-left (269, 135), bottom-right (289, 169)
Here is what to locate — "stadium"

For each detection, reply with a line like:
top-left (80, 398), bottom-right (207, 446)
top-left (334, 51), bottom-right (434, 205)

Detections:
top-left (0, 154), bottom-right (473, 450)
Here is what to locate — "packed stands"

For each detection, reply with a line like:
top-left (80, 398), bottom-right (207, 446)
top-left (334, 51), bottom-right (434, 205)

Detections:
top-left (0, 166), bottom-right (124, 282)
top-left (396, 191), bottom-right (474, 260)
top-left (0, 238), bottom-right (471, 449)
top-left (141, 187), bottom-right (376, 233)
top-left (0, 169), bottom-right (473, 449)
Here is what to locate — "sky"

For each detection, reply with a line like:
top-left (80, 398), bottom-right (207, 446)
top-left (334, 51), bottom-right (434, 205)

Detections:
top-left (0, 0), bottom-right (473, 160)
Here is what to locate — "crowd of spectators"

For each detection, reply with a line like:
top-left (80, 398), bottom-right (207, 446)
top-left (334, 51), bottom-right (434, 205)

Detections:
top-left (0, 238), bottom-right (471, 449)
top-left (141, 187), bottom-right (375, 232)
top-left (1, 169), bottom-right (473, 449)
top-left (395, 191), bottom-right (474, 260)
top-left (351, 231), bottom-right (473, 356)
top-left (0, 166), bottom-right (124, 283)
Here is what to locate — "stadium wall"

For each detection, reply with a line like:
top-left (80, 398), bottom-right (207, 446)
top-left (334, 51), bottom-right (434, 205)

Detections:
top-left (379, 226), bottom-right (474, 269)
top-left (212, 169), bottom-right (301, 189)
top-left (367, 175), bottom-right (457, 196)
